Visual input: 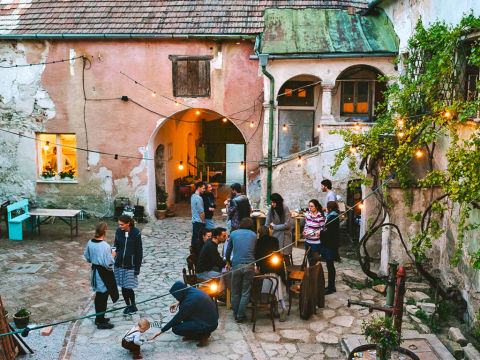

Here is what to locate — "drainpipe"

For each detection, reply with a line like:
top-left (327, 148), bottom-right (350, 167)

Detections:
top-left (258, 54), bottom-right (274, 205)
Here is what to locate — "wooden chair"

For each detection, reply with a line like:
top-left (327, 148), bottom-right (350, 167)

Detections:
top-left (287, 262), bottom-right (323, 319)
top-left (250, 275), bottom-right (278, 332)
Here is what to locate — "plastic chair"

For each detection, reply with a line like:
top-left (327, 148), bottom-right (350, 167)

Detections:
top-left (250, 275), bottom-right (279, 332)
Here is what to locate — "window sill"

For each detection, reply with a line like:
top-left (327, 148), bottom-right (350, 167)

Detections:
top-left (37, 179), bottom-right (78, 184)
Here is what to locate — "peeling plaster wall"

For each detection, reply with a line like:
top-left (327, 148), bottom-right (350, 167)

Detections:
top-left (0, 39), bottom-right (263, 216)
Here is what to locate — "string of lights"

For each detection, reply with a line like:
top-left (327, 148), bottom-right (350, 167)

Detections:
top-left (0, 55), bottom-right (85, 68)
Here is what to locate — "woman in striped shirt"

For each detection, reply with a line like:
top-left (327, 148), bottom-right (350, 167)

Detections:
top-left (303, 199), bottom-right (325, 262)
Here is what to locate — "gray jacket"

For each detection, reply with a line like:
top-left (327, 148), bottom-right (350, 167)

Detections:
top-left (265, 204), bottom-right (292, 254)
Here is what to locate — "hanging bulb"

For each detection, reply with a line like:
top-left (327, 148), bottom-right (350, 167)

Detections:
top-left (250, 121), bottom-right (255, 128)
top-left (43, 141), bottom-right (50, 151)
top-left (297, 156), bottom-right (303, 165)
top-left (209, 282), bottom-right (218, 292)
top-left (282, 124), bottom-right (287, 131)
top-left (178, 161), bottom-right (184, 170)
top-left (397, 131), bottom-right (405, 138)
top-left (175, 101), bottom-right (180, 107)
top-left (196, 110), bottom-right (201, 115)
top-left (444, 110), bottom-right (452, 118)
top-left (353, 123), bottom-right (361, 131)
top-left (415, 149), bottom-right (423, 158)
top-left (222, 117), bottom-right (228, 123)
top-left (151, 91), bottom-right (157, 97)
top-left (349, 145), bottom-right (357, 154)
top-left (317, 125), bottom-right (321, 132)
top-left (397, 118), bottom-right (405, 127)
top-left (270, 254), bottom-right (280, 265)
top-left (358, 202), bottom-right (365, 209)
top-left (239, 161), bottom-right (245, 170)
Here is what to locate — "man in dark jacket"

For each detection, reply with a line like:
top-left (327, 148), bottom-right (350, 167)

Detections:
top-left (196, 227), bottom-right (227, 293)
top-left (201, 183), bottom-right (216, 229)
top-left (147, 281), bottom-right (218, 347)
top-left (225, 183), bottom-right (251, 231)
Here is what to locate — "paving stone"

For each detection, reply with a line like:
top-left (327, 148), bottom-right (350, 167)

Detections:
top-left (297, 343), bottom-right (324, 354)
top-left (406, 282), bottom-right (431, 292)
top-left (463, 343), bottom-right (480, 360)
top-left (330, 315), bottom-right (354, 327)
top-left (405, 290), bottom-right (430, 302)
top-left (342, 269), bottom-right (368, 286)
top-left (257, 332), bottom-right (281, 342)
top-left (406, 304), bottom-right (419, 315)
top-left (448, 327), bottom-right (467, 346)
top-left (280, 329), bottom-right (311, 341)
top-left (315, 333), bottom-right (338, 344)
top-left (419, 302), bottom-right (436, 315)
top-left (284, 343), bottom-right (297, 353)
top-left (372, 284), bottom-right (386, 293)
top-left (309, 321), bottom-right (327, 332)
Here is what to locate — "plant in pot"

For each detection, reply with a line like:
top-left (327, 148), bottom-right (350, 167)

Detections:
top-left (362, 316), bottom-right (402, 360)
top-left (156, 187), bottom-right (168, 219)
top-left (122, 204), bottom-right (135, 217)
top-left (41, 169), bottom-right (56, 180)
top-left (59, 169), bottom-right (76, 180)
top-left (13, 307), bottom-right (31, 329)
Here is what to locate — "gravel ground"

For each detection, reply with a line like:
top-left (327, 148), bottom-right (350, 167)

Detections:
top-left (14, 323), bottom-right (68, 360)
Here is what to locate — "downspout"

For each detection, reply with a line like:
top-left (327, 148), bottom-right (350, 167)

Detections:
top-left (258, 54), bottom-right (274, 205)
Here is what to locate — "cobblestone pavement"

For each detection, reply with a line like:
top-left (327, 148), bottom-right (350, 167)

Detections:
top-left (69, 216), bottom-right (416, 360)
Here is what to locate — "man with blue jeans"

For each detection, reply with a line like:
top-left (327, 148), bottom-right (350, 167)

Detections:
top-left (225, 218), bottom-right (256, 323)
top-left (191, 182), bottom-right (206, 254)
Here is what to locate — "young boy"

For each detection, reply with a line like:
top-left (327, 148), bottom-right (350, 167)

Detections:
top-left (122, 318), bottom-right (150, 359)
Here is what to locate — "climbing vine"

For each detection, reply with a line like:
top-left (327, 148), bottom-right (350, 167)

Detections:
top-left (332, 14), bottom-right (480, 280)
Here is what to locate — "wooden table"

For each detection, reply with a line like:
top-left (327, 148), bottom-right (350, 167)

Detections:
top-left (28, 208), bottom-right (81, 240)
top-left (251, 213), bottom-right (305, 247)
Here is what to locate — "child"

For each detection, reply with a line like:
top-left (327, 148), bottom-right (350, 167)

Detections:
top-left (122, 318), bottom-right (150, 359)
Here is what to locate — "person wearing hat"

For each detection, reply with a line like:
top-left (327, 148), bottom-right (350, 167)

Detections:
top-left (224, 183), bottom-right (251, 231)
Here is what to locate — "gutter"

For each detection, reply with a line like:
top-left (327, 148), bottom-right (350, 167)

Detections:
top-left (250, 52), bottom-right (397, 60)
top-left (0, 33), bottom-right (257, 40)
top-left (258, 54), bottom-right (274, 206)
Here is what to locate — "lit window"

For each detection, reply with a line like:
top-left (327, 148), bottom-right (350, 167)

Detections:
top-left (278, 81), bottom-right (314, 106)
top-left (341, 81), bottom-right (369, 114)
top-left (37, 133), bottom-right (77, 179)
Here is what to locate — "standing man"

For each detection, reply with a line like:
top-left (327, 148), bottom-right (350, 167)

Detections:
top-left (225, 218), bottom-right (256, 323)
top-left (202, 183), bottom-right (216, 230)
top-left (225, 183), bottom-right (251, 231)
top-left (321, 179), bottom-right (337, 204)
top-left (191, 182), bottom-right (206, 253)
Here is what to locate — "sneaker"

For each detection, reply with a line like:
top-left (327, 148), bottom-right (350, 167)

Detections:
top-left (197, 334), bottom-right (210, 347)
top-left (97, 322), bottom-right (114, 330)
top-left (94, 317), bottom-right (110, 325)
top-left (279, 309), bottom-right (287, 322)
top-left (133, 355), bottom-right (143, 359)
top-left (123, 306), bottom-right (130, 315)
top-left (128, 305), bottom-right (138, 314)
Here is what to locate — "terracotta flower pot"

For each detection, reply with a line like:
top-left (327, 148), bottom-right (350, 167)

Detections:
top-left (155, 210), bottom-right (167, 219)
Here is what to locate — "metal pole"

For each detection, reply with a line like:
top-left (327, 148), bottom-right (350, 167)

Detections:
top-left (259, 54), bottom-right (274, 205)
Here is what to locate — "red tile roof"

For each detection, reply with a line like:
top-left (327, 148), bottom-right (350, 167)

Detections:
top-left (0, 1), bottom-right (369, 37)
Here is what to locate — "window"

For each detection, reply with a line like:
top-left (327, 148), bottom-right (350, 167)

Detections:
top-left (278, 81), bottom-right (315, 106)
top-left (341, 81), bottom-right (370, 115)
top-left (169, 55), bottom-right (212, 97)
top-left (37, 133), bottom-right (77, 178)
top-left (278, 110), bottom-right (314, 157)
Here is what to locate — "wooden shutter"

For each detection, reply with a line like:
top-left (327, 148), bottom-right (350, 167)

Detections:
top-left (170, 56), bottom-right (212, 97)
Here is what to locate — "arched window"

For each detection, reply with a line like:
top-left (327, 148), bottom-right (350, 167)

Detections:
top-left (338, 66), bottom-right (386, 121)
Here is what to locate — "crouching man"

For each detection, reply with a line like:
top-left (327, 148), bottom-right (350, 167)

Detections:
top-left (147, 281), bottom-right (218, 347)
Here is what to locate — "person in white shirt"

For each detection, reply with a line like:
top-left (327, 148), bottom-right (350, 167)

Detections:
top-left (321, 179), bottom-right (337, 204)
top-left (122, 318), bottom-right (150, 359)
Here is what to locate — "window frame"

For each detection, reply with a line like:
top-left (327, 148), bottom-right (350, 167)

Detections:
top-left (278, 80), bottom-right (315, 106)
top-left (169, 55), bottom-right (213, 98)
top-left (36, 133), bottom-right (77, 181)
top-left (277, 110), bottom-right (315, 157)
top-left (340, 80), bottom-right (372, 117)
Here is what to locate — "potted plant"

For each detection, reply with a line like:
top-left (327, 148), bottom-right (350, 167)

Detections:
top-left (41, 169), bottom-right (56, 180)
top-left (155, 186), bottom-right (168, 219)
top-left (122, 204), bottom-right (135, 217)
top-left (13, 307), bottom-right (31, 329)
top-left (59, 169), bottom-right (76, 180)
top-left (362, 316), bottom-right (402, 360)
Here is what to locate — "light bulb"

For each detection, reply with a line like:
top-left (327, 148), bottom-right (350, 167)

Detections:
top-left (250, 121), bottom-right (254, 128)
top-left (178, 161), bottom-right (184, 170)
top-left (175, 101), bottom-right (180, 106)
top-left (397, 131), bottom-right (405, 138)
top-left (317, 125), bottom-right (321, 132)
top-left (297, 156), bottom-right (303, 165)
top-left (282, 124), bottom-right (287, 131)
top-left (397, 119), bottom-right (405, 127)
top-left (358, 202), bottom-right (365, 209)
top-left (271, 254), bottom-right (280, 265)
top-left (222, 117), bottom-right (228, 123)
top-left (353, 123), bottom-right (361, 131)
top-left (349, 145), bottom-right (357, 154)
top-left (43, 141), bottom-right (50, 151)
top-left (151, 91), bottom-right (156, 97)
top-left (444, 110), bottom-right (452, 118)
top-left (210, 282), bottom-right (218, 292)
top-left (415, 150), bottom-right (423, 158)
top-left (196, 110), bottom-right (200, 115)
top-left (239, 161), bottom-right (245, 170)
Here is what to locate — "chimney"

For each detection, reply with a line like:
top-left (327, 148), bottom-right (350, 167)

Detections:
top-left (347, 6), bottom-right (356, 15)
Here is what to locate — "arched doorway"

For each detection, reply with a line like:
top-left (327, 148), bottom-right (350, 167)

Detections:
top-left (146, 108), bottom-right (246, 215)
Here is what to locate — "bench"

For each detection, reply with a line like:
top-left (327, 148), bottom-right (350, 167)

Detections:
top-left (7, 200), bottom-right (35, 240)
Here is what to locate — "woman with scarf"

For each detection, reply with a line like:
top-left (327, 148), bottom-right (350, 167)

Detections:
top-left (114, 214), bottom-right (143, 315)
top-left (265, 193), bottom-right (292, 256)
top-left (84, 222), bottom-right (119, 329)
top-left (321, 201), bottom-right (340, 294)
